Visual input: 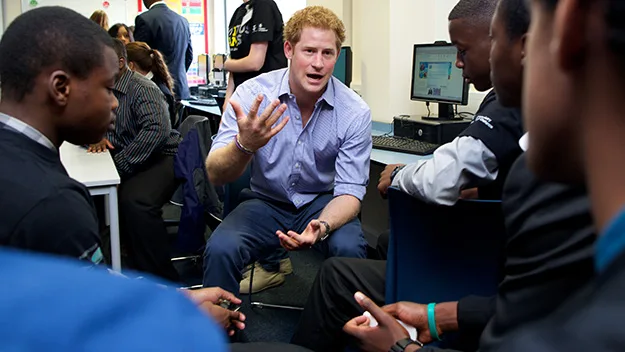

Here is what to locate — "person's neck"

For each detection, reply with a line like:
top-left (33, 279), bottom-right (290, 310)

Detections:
top-left (0, 99), bottom-right (60, 147)
top-left (289, 77), bottom-right (324, 114)
top-left (580, 71), bottom-right (625, 233)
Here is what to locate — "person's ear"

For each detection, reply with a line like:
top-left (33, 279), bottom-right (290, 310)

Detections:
top-left (284, 41), bottom-right (294, 60)
top-left (48, 70), bottom-right (71, 107)
top-left (552, 0), bottom-right (587, 71)
top-left (520, 33), bottom-right (528, 66)
top-left (128, 61), bottom-right (135, 71)
top-left (119, 57), bottom-right (126, 70)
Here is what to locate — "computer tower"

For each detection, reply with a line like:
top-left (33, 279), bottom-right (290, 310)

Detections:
top-left (393, 115), bottom-right (471, 144)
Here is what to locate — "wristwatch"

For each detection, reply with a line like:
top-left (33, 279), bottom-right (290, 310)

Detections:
top-left (390, 165), bottom-right (406, 182)
top-left (318, 220), bottom-right (331, 242)
top-left (389, 337), bottom-right (423, 352)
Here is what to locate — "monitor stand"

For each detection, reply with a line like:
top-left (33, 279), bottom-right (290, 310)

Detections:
top-left (422, 102), bottom-right (460, 121)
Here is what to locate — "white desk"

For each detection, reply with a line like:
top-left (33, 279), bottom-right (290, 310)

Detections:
top-left (59, 143), bottom-right (122, 272)
top-left (181, 100), bottom-right (222, 116)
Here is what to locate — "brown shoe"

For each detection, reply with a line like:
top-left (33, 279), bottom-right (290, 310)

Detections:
top-left (239, 262), bottom-right (285, 294)
top-left (279, 257), bottom-right (293, 275)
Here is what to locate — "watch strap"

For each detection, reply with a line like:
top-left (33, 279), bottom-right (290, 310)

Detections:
top-left (389, 337), bottom-right (423, 352)
top-left (390, 165), bottom-right (406, 182)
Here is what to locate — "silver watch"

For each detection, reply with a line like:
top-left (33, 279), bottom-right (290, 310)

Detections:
top-left (318, 220), bottom-right (331, 241)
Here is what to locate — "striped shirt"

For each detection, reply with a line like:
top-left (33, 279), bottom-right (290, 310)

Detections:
top-left (211, 68), bottom-right (372, 208)
top-left (107, 69), bottom-right (181, 177)
top-left (0, 113), bottom-right (56, 151)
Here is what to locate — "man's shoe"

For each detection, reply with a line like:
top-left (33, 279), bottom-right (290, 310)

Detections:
top-left (239, 262), bottom-right (285, 294)
top-left (279, 257), bottom-right (293, 275)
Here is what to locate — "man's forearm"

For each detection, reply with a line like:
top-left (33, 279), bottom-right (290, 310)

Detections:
top-left (224, 57), bottom-right (260, 73)
top-left (318, 194), bottom-right (361, 233)
top-left (205, 142), bottom-right (252, 186)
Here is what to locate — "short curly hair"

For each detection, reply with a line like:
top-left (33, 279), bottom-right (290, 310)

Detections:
top-left (284, 6), bottom-right (346, 50)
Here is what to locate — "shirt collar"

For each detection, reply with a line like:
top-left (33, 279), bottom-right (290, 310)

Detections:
top-left (149, 1), bottom-right (167, 9)
top-left (596, 206), bottom-right (625, 273)
top-left (278, 69), bottom-right (335, 108)
top-left (114, 69), bottom-right (134, 95)
top-left (145, 71), bottom-right (154, 80)
top-left (519, 133), bottom-right (529, 152)
top-left (0, 113), bottom-right (56, 151)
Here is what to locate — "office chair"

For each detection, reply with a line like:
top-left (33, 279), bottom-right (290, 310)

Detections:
top-left (385, 187), bottom-right (505, 305)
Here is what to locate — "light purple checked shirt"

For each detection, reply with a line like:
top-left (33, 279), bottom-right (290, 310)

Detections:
top-left (210, 68), bottom-right (372, 208)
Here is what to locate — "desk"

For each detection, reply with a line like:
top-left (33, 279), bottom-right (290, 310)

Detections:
top-left (59, 143), bottom-right (122, 272)
top-left (370, 129), bottom-right (432, 165)
top-left (181, 100), bottom-right (222, 116)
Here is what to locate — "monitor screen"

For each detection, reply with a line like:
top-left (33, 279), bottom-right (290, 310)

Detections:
top-left (197, 54), bottom-right (210, 85)
top-left (333, 46), bottom-right (352, 87)
top-left (410, 44), bottom-right (468, 105)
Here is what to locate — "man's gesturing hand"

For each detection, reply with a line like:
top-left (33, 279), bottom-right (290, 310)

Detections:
top-left (231, 94), bottom-right (289, 152)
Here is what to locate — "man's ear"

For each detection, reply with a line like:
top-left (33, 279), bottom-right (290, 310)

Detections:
top-left (284, 41), bottom-right (294, 60)
top-left (520, 33), bottom-right (528, 66)
top-left (119, 57), bottom-right (126, 70)
top-left (48, 70), bottom-right (71, 107)
top-left (552, 0), bottom-right (587, 71)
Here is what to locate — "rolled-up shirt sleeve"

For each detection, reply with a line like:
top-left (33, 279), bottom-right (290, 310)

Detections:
top-left (391, 136), bottom-right (499, 205)
top-left (333, 108), bottom-right (372, 200)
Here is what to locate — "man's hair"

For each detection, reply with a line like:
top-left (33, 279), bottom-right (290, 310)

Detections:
top-left (448, 0), bottom-right (499, 25)
top-left (112, 38), bottom-right (128, 62)
top-left (499, 0), bottom-right (530, 40)
top-left (284, 6), bottom-right (346, 50)
top-left (0, 6), bottom-right (114, 102)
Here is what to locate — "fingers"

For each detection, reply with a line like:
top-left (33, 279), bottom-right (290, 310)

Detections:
top-left (230, 100), bottom-right (245, 120)
top-left (264, 102), bottom-right (287, 126)
top-left (258, 99), bottom-right (282, 121)
top-left (247, 94), bottom-right (264, 119)
top-left (354, 292), bottom-right (392, 326)
top-left (381, 303), bottom-right (398, 317)
top-left (343, 316), bottom-right (370, 337)
top-left (105, 139), bottom-right (114, 150)
top-left (277, 230), bottom-right (300, 250)
top-left (269, 116), bottom-right (290, 138)
top-left (215, 288), bottom-right (241, 305)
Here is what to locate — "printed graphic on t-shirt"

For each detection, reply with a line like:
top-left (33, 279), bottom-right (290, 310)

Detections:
top-left (229, 6), bottom-right (268, 53)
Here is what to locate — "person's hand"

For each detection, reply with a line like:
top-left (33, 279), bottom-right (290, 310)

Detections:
top-left (182, 287), bottom-right (241, 306)
top-left (181, 287), bottom-right (245, 336)
top-left (343, 292), bottom-right (414, 352)
top-left (378, 164), bottom-right (405, 199)
top-left (231, 94), bottom-right (289, 152)
top-left (87, 138), bottom-right (114, 153)
top-left (459, 188), bottom-right (479, 200)
top-left (383, 302), bottom-right (434, 344)
top-left (276, 219), bottom-right (324, 251)
top-left (202, 303), bottom-right (246, 336)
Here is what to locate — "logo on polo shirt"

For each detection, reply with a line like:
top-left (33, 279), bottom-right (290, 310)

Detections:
top-left (474, 115), bottom-right (494, 129)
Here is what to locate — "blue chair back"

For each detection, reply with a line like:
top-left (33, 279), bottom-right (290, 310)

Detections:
top-left (385, 187), bottom-right (505, 304)
top-left (223, 166), bottom-right (251, 217)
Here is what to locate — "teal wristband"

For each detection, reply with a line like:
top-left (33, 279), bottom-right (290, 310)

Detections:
top-left (427, 303), bottom-right (442, 341)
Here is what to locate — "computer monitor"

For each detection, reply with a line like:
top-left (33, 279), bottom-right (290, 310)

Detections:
top-left (333, 46), bottom-right (352, 87)
top-left (197, 54), bottom-right (210, 85)
top-left (410, 43), bottom-right (469, 120)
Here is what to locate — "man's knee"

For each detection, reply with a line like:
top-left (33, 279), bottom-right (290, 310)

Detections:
top-left (327, 223), bottom-right (367, 258)
top-left (205, 228), bottom-right (242, 259)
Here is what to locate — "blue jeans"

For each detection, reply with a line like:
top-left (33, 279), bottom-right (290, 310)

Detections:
top-left (202, 190), bottom-right (367, 294)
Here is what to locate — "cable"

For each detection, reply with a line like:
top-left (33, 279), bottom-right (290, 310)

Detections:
top-left (426, 102), bottom-right (431, 118)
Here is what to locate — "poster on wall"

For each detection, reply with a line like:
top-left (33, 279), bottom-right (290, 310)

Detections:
top-left (141, 0), bottom-right (208, 86)
top-left (21, 0), bottom-right (128, 25)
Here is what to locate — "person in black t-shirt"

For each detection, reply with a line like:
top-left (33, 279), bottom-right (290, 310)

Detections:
top-left (224, 0), bottom-right (288, 107)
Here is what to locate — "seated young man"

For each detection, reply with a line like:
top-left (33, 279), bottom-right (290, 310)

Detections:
top-left (91, 39), bottom-right (182, 282)
top-left (203, 6), bottom-right (371, 295)
top-left (0, 4), bottom-right (117, 264)
top-left (0, 9), bottom-right (252, 339)
top-left (498, 0), bottom-right (625, 349)
top-left (374, 0), bottom-right (525, 259)
top-left (292, 0), bottom-right (595, 351)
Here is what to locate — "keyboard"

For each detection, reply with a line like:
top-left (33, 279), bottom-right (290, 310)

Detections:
top-left (372, 135), bottom-right (439, 155)
top-left (189, 97), bottom-right (218, 106)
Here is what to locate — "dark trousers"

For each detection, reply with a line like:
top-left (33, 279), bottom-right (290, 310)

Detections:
top-left (231, 342), bottom-right (313, 352)
top-left (119, 155), bottom-right (179, 282)
top-left (291, 258), bottom-right (387, 352)
top-left (202, 190), bottom-right (368, 294)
